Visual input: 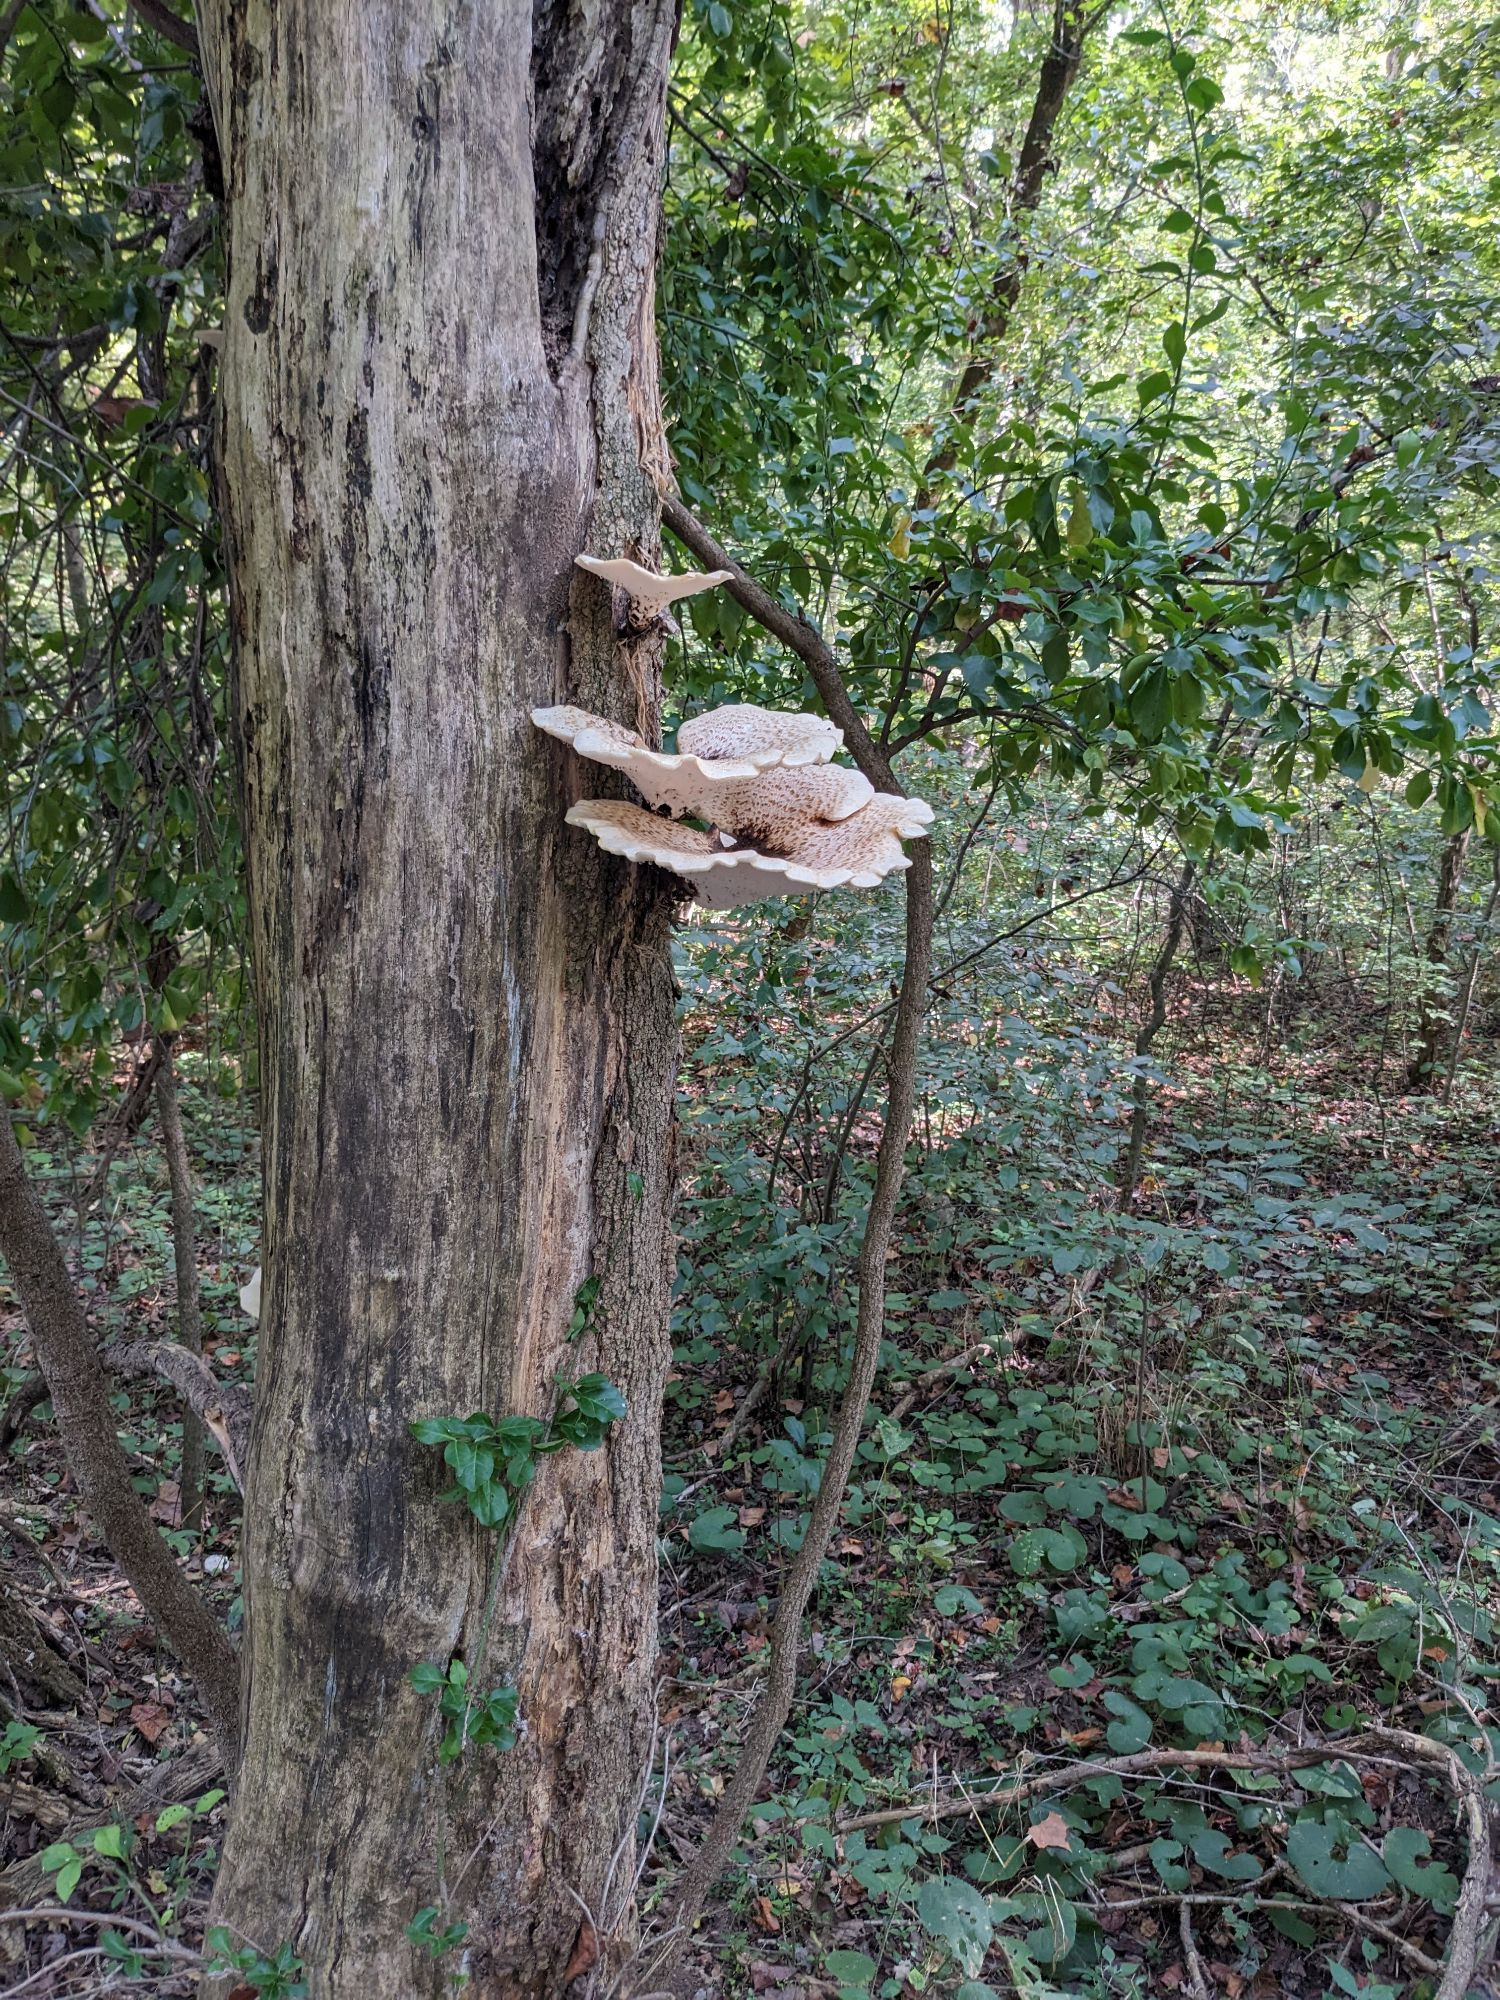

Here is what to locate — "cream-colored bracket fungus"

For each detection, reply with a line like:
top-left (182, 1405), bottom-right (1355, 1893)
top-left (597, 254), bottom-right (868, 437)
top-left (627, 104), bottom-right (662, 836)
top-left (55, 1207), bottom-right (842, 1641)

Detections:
top-left (532, 696), bottom-right (934, 908)
top-left (574, 553), bottom-right (734, 634)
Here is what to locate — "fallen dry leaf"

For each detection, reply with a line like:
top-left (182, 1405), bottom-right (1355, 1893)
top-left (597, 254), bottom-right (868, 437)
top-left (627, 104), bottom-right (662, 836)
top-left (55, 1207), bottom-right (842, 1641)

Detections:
top-left (1027, 1810), bottom-right (1073, 1852)
top-left (751, 1894), bottom-right (781, 1935)
top-left (563, 1918), bottom-right (598, 1982)
top-left (130, 1701), bottom-right (172, 1745)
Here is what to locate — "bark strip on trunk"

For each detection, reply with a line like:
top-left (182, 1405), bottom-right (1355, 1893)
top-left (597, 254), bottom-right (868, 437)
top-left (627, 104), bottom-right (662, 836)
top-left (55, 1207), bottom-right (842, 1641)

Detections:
top-left (197, 4), bottom-right (680, 1992)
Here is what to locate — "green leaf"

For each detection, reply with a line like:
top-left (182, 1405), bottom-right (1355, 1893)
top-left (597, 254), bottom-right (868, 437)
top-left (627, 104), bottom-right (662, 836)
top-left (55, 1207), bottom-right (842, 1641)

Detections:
top-left (1163, 321), bottom-right (1187, 368)
top-left (687, 1505), bottom-right (745, 1554)
top-left (38, 78), bottom-right (76, 134)
top-left (1191, 1828), bottom-right (1262, 1881)
top-left (1269, 1906), bottom-right (1319, 1945)
top-left (1286, 1816), bottom-right (1391, 1900)
top-left (569, 1373), bottom-right (627, 1424)
top-left (93, 1823), bottom-right (127, 1859)
top-left (1102, 1691), bottom-right (1152, 1753)
top-left (1150, 1837), bottom-right (1191, 1891)
top-left (1131, 664), bottom-right (1173, 741)
top-left (1383, 1826), bottom-right (1460, 1913)
top-left (916, 1877), bottom-right (992, 1977)
top-left (934, 1583), bottom-right (985, 1618)
top-left (825, 1948), bottom-right (879, 1986)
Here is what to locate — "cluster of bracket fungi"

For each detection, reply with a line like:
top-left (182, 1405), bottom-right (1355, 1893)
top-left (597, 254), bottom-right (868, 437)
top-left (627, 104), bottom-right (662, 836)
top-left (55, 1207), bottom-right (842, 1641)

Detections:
top-left (534, 556), bottom-right (934, 909)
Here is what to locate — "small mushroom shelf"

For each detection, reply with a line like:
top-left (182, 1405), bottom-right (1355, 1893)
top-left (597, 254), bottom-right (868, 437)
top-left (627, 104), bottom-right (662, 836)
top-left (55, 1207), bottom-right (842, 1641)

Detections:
top-left (538, 555), bottom-right (933, 908)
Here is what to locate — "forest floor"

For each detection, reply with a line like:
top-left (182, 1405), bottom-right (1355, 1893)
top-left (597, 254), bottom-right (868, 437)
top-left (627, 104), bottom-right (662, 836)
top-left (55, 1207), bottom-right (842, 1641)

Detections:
top-left (1, 985), bottom-right (1497, 1999)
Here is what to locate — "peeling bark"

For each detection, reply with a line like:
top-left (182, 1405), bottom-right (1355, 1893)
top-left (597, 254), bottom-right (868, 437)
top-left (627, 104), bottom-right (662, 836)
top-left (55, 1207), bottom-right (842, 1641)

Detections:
top-left (196, 4), bottom-right (680, 1993)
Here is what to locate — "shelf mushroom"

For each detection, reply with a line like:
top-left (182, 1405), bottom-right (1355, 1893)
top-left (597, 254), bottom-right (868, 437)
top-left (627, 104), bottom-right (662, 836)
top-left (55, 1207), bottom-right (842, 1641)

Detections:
top-left (535, 698), bottom-right (933, 908)
top-left (574, 553), bottom-right (733, 635)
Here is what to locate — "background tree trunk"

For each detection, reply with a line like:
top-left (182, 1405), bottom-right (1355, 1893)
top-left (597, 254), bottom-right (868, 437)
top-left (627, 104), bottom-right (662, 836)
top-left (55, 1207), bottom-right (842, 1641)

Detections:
top-left (154, 1047), bottom-right (206, 1531)
top-left (1409, 828), bottom-right (1470, 1090)
top-left (197, 5), bottom-right (681, 1993)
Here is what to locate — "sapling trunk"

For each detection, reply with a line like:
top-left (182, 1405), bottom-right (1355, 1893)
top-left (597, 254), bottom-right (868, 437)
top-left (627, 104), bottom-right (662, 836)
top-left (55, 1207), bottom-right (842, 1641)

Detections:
top-left (154, 1046), bottom-right (205, 1531)
top-left (1441, 839), bottom-right (1500, 1102)
top-left (646, 845), bottom-right (934, 1985)
top-left (1409, 827), bottom-right (1470, 1091)
top-left (1116, 859), bottom-right (1196, 1212)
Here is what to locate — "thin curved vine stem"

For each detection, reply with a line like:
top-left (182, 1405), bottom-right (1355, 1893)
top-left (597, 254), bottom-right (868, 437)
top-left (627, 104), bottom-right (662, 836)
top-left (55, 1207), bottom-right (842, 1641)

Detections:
top-left (647, 846), bottom-right (932, 1983)
top-left (640, 495), bottom-right (940, 1985)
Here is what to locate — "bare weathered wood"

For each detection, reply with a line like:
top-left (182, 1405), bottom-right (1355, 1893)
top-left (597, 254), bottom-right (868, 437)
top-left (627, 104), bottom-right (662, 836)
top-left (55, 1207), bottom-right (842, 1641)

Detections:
top-left (196, 5), bottom-right (681, 1992)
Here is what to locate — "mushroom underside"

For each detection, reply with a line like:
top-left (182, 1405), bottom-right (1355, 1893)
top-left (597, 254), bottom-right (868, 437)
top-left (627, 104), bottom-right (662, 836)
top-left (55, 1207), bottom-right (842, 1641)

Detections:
top-left (565, 797), bottom-right (919, 907)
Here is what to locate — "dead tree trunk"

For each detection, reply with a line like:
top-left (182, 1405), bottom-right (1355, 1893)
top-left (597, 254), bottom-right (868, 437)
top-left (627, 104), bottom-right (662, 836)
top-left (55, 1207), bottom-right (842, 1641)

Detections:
top-left (1409, 828), bottom-right (1470, 1091)
top-left (197, 5), bottom-right (680, 1994)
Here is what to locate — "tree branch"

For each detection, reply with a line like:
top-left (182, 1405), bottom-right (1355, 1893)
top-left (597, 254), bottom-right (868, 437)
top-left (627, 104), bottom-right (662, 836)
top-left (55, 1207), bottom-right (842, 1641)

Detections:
top-left (659, 493), bottom-right (896, 791)
top-left (0, 1114), bottom-right (239, 1759)
top-left (110, 1341), bottom-right (250, 1491)
top-left (153, 1047), bottom-right (207, 1527)
top-left (125, 0), bottom-right (198, 56)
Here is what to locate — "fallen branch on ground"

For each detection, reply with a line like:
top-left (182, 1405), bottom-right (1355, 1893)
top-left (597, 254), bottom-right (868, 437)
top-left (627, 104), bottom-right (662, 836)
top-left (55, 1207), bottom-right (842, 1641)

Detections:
top-left (832, 1726), bottom-right (1490, 2000)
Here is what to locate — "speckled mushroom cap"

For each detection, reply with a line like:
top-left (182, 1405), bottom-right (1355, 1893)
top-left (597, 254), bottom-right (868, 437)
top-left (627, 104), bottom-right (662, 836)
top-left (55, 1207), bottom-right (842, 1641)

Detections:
top-left (708, 762), bottom-right (874, 845)
top-left (778, 793), bottom-right (932, 887)
top-left (677, 703), bottom-right (842, 769)
top-left (564, 801), bottom-right (824, 906)
top-left (532, 704), bottom-right (765, 813)
top-left (574, 554), bottom-right (733, 609)
top-left (531, 703), bottom-right (862, 823)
